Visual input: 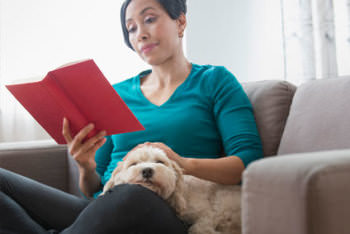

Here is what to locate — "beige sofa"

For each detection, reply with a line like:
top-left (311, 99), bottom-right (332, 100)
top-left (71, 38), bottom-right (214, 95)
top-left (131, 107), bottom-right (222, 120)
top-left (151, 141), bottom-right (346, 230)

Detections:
top-left (1, 77), bottom-right (350, 234)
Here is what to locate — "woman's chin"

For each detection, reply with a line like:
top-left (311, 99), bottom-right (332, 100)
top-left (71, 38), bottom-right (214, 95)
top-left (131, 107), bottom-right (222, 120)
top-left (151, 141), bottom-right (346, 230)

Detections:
top-left (140, 53), bottom-right (172, 66)
top-left (142, 57), bottom-right (161, 66)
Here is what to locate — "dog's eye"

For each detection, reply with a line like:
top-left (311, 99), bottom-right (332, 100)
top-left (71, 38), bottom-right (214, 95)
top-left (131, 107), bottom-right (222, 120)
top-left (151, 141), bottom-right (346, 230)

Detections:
top-left (129, 162), bottom-right (137, 167)
top-left (156, 160), bottom-right (165, 164)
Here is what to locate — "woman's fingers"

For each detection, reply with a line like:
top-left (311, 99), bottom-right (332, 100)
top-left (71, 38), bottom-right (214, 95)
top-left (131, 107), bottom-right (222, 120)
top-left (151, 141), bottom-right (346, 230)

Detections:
top-left (72, 132), bottom-right (106, 166)
top-left (69, 123), bottom-right (107, 156)
top-left (73, 123), bottom-right (95, 144)
top-left (69, 123), bottom-right (94, 154)
top-left (91, 137), bottom-right (107, 152)
top-left (79, 130), bottom-right (107, 153)
top-left (62, 118), bottom-right (96, 146)
top-left (147, 142), bottom-right (182, 163)
top-left (62, 117), bottom-right (73, 143)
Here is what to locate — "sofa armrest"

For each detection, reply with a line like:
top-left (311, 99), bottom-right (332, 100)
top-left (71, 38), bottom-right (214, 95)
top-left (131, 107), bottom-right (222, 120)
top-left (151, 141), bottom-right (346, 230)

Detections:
top-left (0, 140), bottom-right (80, 196)
top-left (242, 149), bottom-right (350, 234)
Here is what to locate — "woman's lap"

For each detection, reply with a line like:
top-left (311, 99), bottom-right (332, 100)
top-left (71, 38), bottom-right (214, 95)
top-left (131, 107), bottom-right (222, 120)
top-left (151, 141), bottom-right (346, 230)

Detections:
top-left (0, 168), bottom-right (89, 232)
top-left (62, 184), bottom-right (188, 234)
top-left (0, 168), bottom-right (188, 234)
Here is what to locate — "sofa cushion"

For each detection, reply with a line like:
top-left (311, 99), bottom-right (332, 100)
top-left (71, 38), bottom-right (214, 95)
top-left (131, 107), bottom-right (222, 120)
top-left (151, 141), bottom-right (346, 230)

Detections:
top-left (278, 76), bottom-right (350, 155)
top-left (242, 80), bottom-right (296, 157)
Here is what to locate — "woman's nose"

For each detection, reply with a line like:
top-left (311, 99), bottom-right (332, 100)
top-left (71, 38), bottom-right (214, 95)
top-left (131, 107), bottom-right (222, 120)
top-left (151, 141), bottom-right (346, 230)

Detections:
top-left (137, 26), bottom-right (149, 41)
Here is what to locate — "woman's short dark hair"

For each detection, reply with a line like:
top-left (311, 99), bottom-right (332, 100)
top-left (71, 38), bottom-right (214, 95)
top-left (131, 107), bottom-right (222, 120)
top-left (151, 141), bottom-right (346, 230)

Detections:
top-left (121, 0), bottom-right (187, 50)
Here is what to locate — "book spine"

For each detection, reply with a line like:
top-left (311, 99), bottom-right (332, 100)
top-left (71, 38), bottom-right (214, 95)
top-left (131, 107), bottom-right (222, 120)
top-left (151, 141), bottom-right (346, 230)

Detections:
top-left (43, 73), bottom-right (97, 140)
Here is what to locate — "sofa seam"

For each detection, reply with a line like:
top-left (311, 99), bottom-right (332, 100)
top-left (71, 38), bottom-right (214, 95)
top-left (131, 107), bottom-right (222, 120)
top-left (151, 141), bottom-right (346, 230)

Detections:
top-left (276, 83), bottom-right (297, 155)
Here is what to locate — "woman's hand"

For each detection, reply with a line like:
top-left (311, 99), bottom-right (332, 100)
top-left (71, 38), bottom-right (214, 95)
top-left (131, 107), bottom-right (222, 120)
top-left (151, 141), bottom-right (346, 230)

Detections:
top-left (125, 142), bottom-right (189, 172)
top-left (62, 118), bottom-right (107, 173)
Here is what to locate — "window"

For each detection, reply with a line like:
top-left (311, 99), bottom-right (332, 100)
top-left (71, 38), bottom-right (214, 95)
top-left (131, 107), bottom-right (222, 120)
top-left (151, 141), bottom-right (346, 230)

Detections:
top-left (0, 0), bottom-right (149, 142)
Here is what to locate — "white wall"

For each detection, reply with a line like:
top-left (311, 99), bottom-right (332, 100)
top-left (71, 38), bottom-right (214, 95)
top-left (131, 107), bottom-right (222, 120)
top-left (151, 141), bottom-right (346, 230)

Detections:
top-left (186, 0), bottom-right (284, 82)
top-left (0, 0), bottom-right (286, 89)
top-left (0, 0), bottom-right (148, 85)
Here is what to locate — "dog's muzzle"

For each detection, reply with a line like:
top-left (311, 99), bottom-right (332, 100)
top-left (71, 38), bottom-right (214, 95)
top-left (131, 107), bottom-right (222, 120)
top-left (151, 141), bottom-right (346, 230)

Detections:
top-left (142, 168), bottom-right (154, 179)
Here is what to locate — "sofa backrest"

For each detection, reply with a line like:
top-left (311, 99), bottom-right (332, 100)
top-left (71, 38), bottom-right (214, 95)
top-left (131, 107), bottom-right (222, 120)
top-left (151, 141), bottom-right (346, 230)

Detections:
top-left (242, 80), bottom-right (296, 157)
top-left (0, 140), bottom-right (70, 192)
top-left (278, 76), bottom-right (350, 155)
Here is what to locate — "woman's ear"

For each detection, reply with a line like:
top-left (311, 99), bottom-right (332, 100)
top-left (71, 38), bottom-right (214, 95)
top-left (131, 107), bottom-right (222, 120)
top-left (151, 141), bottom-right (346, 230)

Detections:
top-left (177, 13), bottom-right (187, 38)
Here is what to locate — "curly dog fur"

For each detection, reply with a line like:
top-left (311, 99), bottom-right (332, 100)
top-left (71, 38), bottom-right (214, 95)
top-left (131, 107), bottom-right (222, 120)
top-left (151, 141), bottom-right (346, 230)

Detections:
top-left (101, 146), bottom-right (241, 234)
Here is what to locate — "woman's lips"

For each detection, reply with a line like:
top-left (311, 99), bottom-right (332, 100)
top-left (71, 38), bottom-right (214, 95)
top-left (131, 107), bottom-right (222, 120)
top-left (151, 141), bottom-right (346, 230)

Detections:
top-left (141, 43), bottom-right (158, 54)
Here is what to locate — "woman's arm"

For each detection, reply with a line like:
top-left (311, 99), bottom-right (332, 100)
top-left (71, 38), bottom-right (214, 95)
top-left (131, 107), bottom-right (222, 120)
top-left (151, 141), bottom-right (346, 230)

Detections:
top-left (183, 156), bottom-right (244, 185)
top-left (139, 142), bottom-right (245, 185)
top-left (79, 168), bottom-right (103, 198)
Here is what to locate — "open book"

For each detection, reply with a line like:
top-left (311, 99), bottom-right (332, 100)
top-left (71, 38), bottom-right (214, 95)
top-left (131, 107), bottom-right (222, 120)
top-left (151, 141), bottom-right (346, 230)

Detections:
top-left (6, 59), bottom-right (145, 144)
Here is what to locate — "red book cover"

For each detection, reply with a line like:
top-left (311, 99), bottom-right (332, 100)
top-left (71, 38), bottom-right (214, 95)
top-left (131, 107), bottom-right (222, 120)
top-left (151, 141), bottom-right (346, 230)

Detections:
top-left (6, 59), bottom-right (145, 144)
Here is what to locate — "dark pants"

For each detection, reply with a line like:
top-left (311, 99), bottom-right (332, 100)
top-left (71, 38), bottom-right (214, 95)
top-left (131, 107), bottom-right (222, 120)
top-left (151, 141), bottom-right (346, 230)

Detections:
top-left (0, 168), bottom-right (188, 234)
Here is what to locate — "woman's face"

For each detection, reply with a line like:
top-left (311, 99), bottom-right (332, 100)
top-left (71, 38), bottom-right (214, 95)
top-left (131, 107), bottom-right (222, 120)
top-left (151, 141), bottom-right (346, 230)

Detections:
top-left (125, 0), bottom-right (185, 65)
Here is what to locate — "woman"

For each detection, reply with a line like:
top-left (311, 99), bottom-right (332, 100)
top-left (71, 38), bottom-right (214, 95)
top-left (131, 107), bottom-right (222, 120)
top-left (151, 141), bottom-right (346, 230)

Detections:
top-left (0, 0), bottom-right (263, 233)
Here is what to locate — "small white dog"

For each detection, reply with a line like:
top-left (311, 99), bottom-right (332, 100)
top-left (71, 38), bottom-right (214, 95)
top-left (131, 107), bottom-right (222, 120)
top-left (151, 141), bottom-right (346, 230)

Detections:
top-left (101, 146), bottom-right (241, 234)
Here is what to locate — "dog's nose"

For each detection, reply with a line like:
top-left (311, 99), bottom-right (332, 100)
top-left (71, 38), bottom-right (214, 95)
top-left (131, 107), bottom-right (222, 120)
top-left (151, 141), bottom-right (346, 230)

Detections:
top-left (142, 168), bottom-right (154, 179)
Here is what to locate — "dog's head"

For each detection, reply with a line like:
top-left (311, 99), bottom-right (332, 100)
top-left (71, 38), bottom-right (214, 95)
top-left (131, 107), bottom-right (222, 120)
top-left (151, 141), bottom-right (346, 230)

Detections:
top-left (105, 146), bottom-right (186, 213)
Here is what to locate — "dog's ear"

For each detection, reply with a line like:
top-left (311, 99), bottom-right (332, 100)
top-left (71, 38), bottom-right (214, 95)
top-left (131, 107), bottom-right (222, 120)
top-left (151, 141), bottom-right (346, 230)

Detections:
top-left (111, 161), bottom-right (125, 184)
top-left (167, 161), bottom-right (187, 215)
top-left (101, 161), bottom-right (124, 195)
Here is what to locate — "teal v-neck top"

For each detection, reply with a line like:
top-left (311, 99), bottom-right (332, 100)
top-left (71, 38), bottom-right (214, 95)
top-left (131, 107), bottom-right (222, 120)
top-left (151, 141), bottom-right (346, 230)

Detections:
top-left (95, 63), bottom-right (263, 186)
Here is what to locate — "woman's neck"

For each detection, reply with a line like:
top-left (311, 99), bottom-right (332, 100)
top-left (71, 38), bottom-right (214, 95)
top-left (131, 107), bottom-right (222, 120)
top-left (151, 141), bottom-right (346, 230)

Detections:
top-left (147, 53), bottom-right (192, 88)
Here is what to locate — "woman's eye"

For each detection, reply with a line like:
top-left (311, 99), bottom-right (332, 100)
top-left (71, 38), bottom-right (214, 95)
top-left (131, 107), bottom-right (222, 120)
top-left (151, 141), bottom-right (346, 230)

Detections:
top-left (127, 26), bottom-right (136, 33)
top-left (145, 16), bottom-right (156, 24)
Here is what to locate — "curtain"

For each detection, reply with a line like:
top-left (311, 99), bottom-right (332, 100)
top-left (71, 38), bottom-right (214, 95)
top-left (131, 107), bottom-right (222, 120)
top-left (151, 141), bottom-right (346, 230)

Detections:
top-left (281, 0), bottom-right (350, 84)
